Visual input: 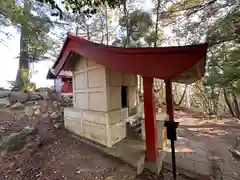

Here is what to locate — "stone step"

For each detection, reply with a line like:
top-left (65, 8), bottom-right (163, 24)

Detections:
top-left (126, 119), bottom-right (142, 140)
top-left (131, 120), bottom-right (141, 128)
top-left (134, 125), bottom-right (142, 134)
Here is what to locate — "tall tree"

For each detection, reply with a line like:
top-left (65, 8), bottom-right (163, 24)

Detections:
top-left (16, 0), bottom-right (55, 90)
top-left (167, 0), bottom-right (240, 117)
top-left (54, 4), bottom-right (113, 44)
top-left (0, 0), bottom-right (55, 90)
top-left (114, 9), bottom-right (153, 47)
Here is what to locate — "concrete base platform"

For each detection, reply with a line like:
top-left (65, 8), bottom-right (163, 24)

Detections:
top-left (72, 135), bottom-right (165, 175)
top-left (71, 134), bottom-right (211, 179)
top-left (164, 137), bottom-right (211, 179)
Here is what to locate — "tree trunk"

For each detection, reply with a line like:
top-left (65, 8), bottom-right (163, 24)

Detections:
top-left (153, 0), bottom-right (161, 48)
top-left (123, 0), bottom-right (129, 47)
top-left (178, 85), bottom-right (187, 105)
top-left (138, 75), bottom-right (142, 94)
top-left (223, 89), bottom-right (235, 117)
top-left (87, 25), bottom-right (90, 40)
top-left (232, 92), bottom-right (240, 118)
top-left (196, 83), bottom-right (212, 114)
top-left (105, 5), bottom-right (109, 45)
top-left (14, 0), bottom-right (30, 91)
top-left (75, 24), bottom-right (79, 35)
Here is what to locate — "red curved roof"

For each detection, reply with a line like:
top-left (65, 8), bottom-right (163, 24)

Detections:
top-left (53, 33), bottom-right (208, 83)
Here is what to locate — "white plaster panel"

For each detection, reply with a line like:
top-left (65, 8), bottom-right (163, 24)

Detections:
top-left (107, 87), bottom-right (122, 111)
top-left (74, 87), bottom-right (105, 93)
top-left (109, 120), bottom-right (126, 146)
top-left (64, 108), bottom-right (83, 136)
top-left (127, 87), bottom-right (138, 108)
top-left (65, 120), bottom-right (82, 136)
top-left (107, 69), bottom-right (123, 86)
top-left (72, 74), bottom-right (76, 108)
top-left (64, 108), bottom-right (82, 121)
top-left (82, 110), bottom-right (107, 124)
top-left (87, 59), bottom-right (97, 66)
top-left (121, 108), bottom-right (129, 119)
top-left (75, 57), bottom-right (87, 70)
top-left (123, 73), bottom-right (137, 87)
top-left (87, 67), bottom-right (106, 88)
top-left (107, 109), bottom-right (122, 125)
top-left (75, 92), bottom-right (89, 110)
top-left (107, 108), bottom-right (129, 125)
top-left (74, 72), bottom-right (87, 89)
top-left (89, 92), bottom-right (107, 111)
top-left (82, 120), bottom-right (107, 145)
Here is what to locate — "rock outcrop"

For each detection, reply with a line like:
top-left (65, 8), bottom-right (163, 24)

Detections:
top-left (0, 126), bottom-right (38, 153)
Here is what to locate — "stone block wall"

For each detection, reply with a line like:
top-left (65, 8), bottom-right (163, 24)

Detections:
top-left (64, 107), bottom-right (128, 147)
top-left (64, 57), bottom-right (139, 147)
top-left (73, 57), bottom-right (107, 111)
top-left (106, 68), bottom-right (138, 115)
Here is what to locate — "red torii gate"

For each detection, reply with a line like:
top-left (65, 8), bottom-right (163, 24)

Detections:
top-left (52, 33), bottom-right (208, 179)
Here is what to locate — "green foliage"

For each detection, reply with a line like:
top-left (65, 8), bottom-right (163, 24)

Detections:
top-left (37, 0), bottom-right (120, 18)
top-left (1, 0), bottom-right (56, 89)
top-left (120, 10), bottom-right (153, 39)
top-left (168, 0), bottom-right (202, 12)
top-left (207, 9), bottom-right (240, 46)
top-left (205, 9), bottom-right (240, 93)
top-left (0, 0), bottom-right (55, 62)
top-left (116, 10), bottom-right (153, 47)
top-left (0, 0), bottom-right (23, 26)
top-left (167, 0), bottom-right (239, 117)
top-left (0, 133), bottom-right (27, 152)
top-left (144, 30), bottom-right (164, 47)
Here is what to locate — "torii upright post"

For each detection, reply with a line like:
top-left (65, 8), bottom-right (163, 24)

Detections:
top-left (165, 79), bottom-right (178, 180)
top-left (143, 76), bottom-right (158, 162)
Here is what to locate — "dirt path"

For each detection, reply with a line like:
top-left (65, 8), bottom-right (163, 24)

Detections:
top-left (176, 113), bottom-right (240, 180)
top-left (2, 106), bottom-right (239, 180)
top-left (0, 109), bottom-right (152, 180)
top-left (0, 108), bottom-right (191, 180)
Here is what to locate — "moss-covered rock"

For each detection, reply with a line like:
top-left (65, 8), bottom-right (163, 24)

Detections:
top-left (0, 126), bottom-right (37, 153)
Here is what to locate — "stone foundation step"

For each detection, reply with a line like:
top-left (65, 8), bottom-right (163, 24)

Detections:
top-left (126, 118), bottom-right (142, 140)
top-left (134, 125), bottom-right (142, 134)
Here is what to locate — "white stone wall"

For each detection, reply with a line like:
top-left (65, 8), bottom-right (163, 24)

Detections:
top-left (64, 107), bottom-right (128, 147)
top-left (73, 57), bottom-right (107, 111)
top-left (64, 57), bottom-right (138, 147)
top-left (106, 68), bottom-right (138, 115)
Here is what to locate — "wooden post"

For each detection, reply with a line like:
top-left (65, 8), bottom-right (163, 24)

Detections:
top-left (165, 79), bottom-right (177, 180)
top-left (143, 76), bottom-right (158, 162)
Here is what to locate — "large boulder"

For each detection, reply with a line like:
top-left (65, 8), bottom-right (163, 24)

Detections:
top-left (11, 102), bottom-right (25, 109)
top-left (36, 87), bottom-right (51, 99)
top-left (24, 105), bottom-right (41, 118)
top-left (229, 137), bottom-right (240, 160)
top-left (0, 97), bottom-right (10, 108)
top-left (0, 126), bottom-right (37, 153)
top-left (27, 92), bottom-right (43, 101)
top-left (0, 90), bottom-right (11, 98)
top-left (24, 106), bottom-right (34, 117)
top-left (36, 87), bottom-right (51, 92)
top-left (8, 92), bottom-right (28, 104)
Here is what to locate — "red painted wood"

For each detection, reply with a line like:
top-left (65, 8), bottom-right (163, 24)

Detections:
top-left (165, 79), bottom-right (174, 121)
top-left (52, 33), bottom-right (208, 80)
top-left (143, 76), bottom-right (158, 162)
